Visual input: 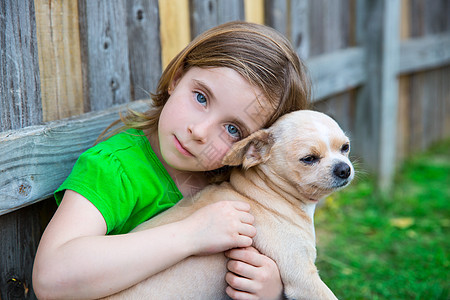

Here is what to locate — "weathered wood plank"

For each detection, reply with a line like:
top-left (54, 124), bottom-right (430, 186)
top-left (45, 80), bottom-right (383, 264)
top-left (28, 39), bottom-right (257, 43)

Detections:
top-left (78, 0), bottom-right (131, 111)
top-left (307, 47), bottom-right (366, 101)
top-left (313, 92), bottom-right (355, 135)
top-left (397, 75), bottom-right (410, 162)
top-left (308, 0), bottom-right (325, 56)
top-left (409, 73), bottom-right (425, 150)
top-left (307, 0), bottom-right (354, 144)
top-left (308, 0), bottom-right (351, 56)
top-left (290, 0), bottom-right (310, 59)
top-left (0, 100), bottom-right (151, 216)
top-left (244, 0), bottom-right (264, 24)
top-left (264, 0), bottom-right (287, 36)
top-left (354, 0), bottom-right (382, 173)
top-left (443, 67), bottom-right (450, 137)
top-left (0, 0), bottom-right (42, 132)
top-left (34, 0), bottom-right (84, 121)
top-left (0, 198), bottom-right (56, 299)
top-left (354, 0), bottom-right (401, 190)
top-left (159, 0), bottom-right (190, 69)
top-left (378, 0), bottom-right (401, 190)
top-left (1, 2), bottom-right (44, 297)
top-left (399, 33), bottom-right (450, 74)
top-left (126, 0), bottom-right (162, 99)
top-left (190, 0), bottom-right (244, 37)
top-left (217, 0), bottom-right (244, 24)
top-left (405, 0), bottom-right (450, 155)
top-left (410, 0), bottom-right (449, 38)
top-left (396, 0), bottom-right (411, 163)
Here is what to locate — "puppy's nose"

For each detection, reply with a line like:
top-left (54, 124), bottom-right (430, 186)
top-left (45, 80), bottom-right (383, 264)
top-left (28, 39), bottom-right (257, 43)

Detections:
top-left (333, 162), bottom-right (351, 179)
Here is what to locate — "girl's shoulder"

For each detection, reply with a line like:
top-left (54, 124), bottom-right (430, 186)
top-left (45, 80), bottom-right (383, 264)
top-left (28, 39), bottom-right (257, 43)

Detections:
top-left (96, 128), bottom-right (148, 154)
top-left (86, 128), bottom-right (157, 168)
top-left (64, 128), bottom-right (159, 189)
top-left (56, 128), bottom-right (183, 234)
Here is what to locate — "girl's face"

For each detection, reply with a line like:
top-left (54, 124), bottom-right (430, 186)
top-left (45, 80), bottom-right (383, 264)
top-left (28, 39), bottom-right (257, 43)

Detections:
top-left (156, 67), bottom-right (273, 172)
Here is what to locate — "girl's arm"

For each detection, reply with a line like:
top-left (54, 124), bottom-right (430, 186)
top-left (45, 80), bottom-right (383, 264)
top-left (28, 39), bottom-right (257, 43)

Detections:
top-left (225, 247), bottom-right (284, 300)
top-left (33, 190), bottom-right (255, 299)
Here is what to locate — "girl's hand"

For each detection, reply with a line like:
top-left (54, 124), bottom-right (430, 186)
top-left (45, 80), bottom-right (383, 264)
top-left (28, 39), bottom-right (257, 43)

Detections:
top-left (184, 201), bottom-right (256, 255)
top-left (225, 247), bottom-right (284, 300)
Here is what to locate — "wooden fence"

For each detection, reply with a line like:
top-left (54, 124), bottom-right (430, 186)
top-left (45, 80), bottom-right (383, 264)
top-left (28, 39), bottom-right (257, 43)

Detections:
top-left (0, 0), bottom-right (449, 298)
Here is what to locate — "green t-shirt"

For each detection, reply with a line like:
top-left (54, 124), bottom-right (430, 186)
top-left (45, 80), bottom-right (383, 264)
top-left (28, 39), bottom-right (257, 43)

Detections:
top-left (55, 128), bottom-right (183, 235)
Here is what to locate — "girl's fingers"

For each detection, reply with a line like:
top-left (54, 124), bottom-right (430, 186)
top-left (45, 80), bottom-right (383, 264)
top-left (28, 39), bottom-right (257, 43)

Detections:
top-left (238, 223), bottom-right (257, 239)
top-left (227, 257), bottom-right (258, 279)
top-left (232, 201), bottom-right (251, 212)
top-left (225, 285), bottom-right (257, 300)
top-left (238, 211), bottom-right (255, 225)
top-left (235, 235), bottom-right (253, 248)
top-left (225, 247), bottom-right (284, 300)
top-left (225, 247), bottom-right (263, 267)
top-left (225, 272), bottom-right (257, 295)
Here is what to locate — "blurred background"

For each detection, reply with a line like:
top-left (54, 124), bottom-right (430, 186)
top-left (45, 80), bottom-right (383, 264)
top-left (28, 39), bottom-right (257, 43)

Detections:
top-left (1, 0), bottom-right (448, 298)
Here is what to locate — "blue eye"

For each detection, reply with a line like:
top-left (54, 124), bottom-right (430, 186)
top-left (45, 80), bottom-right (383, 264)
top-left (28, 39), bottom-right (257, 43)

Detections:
top-left (195, 92), bottom-right (207, 106)
top-left (226, 124), bottom-right (241, 139)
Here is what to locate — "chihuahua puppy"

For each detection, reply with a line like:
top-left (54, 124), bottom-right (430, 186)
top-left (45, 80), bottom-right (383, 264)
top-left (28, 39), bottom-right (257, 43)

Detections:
top-left (104, 110), bottom-right (353, 300)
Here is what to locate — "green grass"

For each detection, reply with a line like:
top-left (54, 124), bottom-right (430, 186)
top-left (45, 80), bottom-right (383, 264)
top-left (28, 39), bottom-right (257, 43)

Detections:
top-left (315, 139), bottom-right (450, 300)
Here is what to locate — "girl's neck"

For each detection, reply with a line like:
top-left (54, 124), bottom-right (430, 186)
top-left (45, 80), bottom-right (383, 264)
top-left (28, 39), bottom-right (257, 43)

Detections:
top-left (164, 168), bottom-right (209, 197)
top-left (145, 129), bottom-right (209, 197)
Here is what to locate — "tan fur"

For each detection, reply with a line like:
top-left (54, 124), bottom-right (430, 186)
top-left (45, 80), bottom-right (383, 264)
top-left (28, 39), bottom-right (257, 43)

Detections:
top-left (103, 110), bottom-right (353, 300)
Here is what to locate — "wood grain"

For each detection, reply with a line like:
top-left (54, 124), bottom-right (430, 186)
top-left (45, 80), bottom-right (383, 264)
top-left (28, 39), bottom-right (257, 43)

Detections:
top-left (264, 0), bottom-right (288, 36)
top-left (399, 33), bottom-right (450, 74)
top-left (0, 100), bottom-right (151, 216)
top-left (78, 0), bottom-right (131, 111)
top-left (244, 0), bottom-right (264, 24)
top-left (0, 198), bottom-right (56, 299)
top-left (307, 47), bottom-right (366, 101)
top-left (159, 0), bottom-right (190, 69)
top-left (0, 2), bottom-right (44, 298)
top-left (354, 0), bottom-right (401, 189)
top-left (0, 0), bottom-right (42, 132)
top-left (190, 0), bottom-right (244, 38)
top-left (34, 0), bottom-right (84, 121)
top-left (126, 0), bottom-right (162, 100)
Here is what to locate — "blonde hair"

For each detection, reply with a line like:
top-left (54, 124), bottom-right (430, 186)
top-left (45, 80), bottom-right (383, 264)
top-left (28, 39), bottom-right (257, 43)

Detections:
top-left (120, 21), bottom-right (310, 132)
top-left (101, 21), bottom-right (311, 180)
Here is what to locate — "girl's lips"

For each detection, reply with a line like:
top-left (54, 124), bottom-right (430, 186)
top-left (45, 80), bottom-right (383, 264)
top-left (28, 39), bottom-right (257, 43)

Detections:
top-left (173, 136), bottom-right (194, 157)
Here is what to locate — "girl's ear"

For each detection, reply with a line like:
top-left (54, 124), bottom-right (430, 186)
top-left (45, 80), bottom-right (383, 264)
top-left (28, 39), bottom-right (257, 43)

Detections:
top-left (169, 68), bottom-right (184, 94)
top-left (222, 129), bottom-right (274, 169)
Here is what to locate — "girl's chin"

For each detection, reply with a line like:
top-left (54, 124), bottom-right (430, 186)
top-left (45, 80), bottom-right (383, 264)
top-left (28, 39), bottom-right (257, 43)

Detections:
top-left (163, 152), bottom-right (224, 172)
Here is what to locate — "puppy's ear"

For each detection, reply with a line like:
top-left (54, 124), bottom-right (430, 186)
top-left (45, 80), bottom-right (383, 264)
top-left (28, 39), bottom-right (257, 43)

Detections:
top-left (222, 129), bottom-right (274, 169)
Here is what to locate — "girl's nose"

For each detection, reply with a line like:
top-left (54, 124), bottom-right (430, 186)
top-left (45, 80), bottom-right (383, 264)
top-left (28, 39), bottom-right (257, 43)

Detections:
top-left (187, 121), bottom-right (209, 143)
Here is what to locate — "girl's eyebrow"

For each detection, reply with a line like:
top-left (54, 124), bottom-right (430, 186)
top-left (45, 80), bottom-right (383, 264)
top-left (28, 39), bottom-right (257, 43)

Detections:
top-left (193, 79), bottom-right (214, 101)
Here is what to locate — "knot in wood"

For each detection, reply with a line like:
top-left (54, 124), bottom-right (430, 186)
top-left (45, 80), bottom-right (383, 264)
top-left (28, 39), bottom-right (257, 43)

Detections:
top-left (17, 182), bottom-right (31, 197)
top-left (136, 9), bottom-right (144, 21)
top-left (110, 77), bottom-right (119, 91)
top-left (7, 277), bottom-right (29, 299)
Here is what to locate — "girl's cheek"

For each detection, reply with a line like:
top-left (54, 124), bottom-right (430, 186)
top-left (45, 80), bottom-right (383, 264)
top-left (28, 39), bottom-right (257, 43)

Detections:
top-left (208, 145), bottom-right (231, 169)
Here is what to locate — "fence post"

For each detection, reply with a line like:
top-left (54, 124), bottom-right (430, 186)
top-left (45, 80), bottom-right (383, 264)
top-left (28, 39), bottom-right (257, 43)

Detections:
top-left (355, 0), bottom-right (400, 190)
top-left (0, 1), bottom-right (43, 298)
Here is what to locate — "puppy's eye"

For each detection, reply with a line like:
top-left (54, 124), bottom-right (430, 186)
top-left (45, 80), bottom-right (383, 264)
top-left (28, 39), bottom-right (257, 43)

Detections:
top-left (300, 155), bottom-right (320, 165)
top-left (341, 143), bottom-right (350, 153)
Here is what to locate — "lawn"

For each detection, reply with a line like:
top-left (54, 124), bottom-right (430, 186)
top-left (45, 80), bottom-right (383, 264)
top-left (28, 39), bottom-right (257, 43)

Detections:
top-left (315, 139), bottom-right (449, 300)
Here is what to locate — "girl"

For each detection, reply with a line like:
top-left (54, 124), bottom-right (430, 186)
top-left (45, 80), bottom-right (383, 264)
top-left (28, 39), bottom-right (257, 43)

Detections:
top-left (33, 21), bottom-right (310, 299)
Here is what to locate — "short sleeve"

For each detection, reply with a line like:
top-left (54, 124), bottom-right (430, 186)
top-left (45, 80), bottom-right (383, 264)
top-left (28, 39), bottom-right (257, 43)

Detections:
top-left (55, 147), bottom-right (135, 234)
